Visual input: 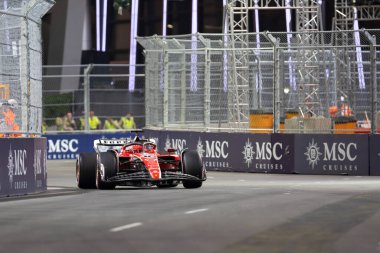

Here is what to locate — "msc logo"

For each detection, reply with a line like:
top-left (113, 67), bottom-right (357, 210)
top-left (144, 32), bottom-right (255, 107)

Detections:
top-left (304, 139), bottom-right (358, 169)
top-left (304, 139), bottom-right (322, 169)
top-left (165, 135), bottom-right (187, 151)
top-left (242, 139), bottom-right (285, 167)
top-left (7, 145), bottom-right (28, 188)
top-left (48, 139), bottom-right (79, 153)
top-left (197, 137), bottom-right (229, 159)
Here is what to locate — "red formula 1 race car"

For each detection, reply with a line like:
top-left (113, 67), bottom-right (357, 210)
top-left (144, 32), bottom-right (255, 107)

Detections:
top-left (76, 136), bottom-right (206, 189)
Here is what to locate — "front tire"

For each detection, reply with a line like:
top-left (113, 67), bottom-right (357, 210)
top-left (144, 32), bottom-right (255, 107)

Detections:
top-left (76, 152), bottom-right (97, 189)
top-left (96, 151), bottom-right (117, 190)
top-left (182, 150), bottom-right (203, 189)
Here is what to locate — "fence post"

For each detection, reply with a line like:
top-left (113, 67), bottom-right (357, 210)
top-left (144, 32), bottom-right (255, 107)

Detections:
top-left (83, 64), bottom-right (93, 131)
top-left (171, 38), bottom-right (186, 127)
top-left (163, 48), bottom-right (169, 128)
top-left (20, 17), bottom-right (30, 135)
top-left (198, 34), bottom-right (211, 130)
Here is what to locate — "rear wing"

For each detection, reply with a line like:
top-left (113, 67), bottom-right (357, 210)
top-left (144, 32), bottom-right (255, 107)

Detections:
top-left (93, 138), bottom-right (131, 152)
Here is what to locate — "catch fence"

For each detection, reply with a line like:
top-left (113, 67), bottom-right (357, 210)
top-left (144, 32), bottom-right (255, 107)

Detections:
top-left (0, 0), bottom-right (54, 136)
top-left (138, 30), bottom-right (379, 134)
top-left (42, 64), bottom-right (145, 132)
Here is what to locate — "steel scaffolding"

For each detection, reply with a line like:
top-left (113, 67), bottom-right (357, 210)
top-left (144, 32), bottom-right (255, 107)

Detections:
top-left (294, 0), bottom-right (323, 117)
top-left (225, 0), bottom-right (250, 129)
top-left (225, 0), bottom-right (324, 128)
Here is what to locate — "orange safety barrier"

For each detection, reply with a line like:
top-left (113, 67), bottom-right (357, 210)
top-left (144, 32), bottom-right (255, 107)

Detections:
top-left (285, 110), bottom-right (298, 119)
top-left (249, 109), bottom-right (273, 133)
top-left (334, 116), bottom-right (357, 134)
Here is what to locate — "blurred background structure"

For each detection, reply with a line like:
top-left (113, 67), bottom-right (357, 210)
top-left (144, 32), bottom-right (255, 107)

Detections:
top-left (0, 0), bottom-right (54, 136)
top-left (40, 0), bottom-right (380, 134)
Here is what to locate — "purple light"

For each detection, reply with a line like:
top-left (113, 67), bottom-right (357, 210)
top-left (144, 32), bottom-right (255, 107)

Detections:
top-left (190, 0), bottom-right (198, 91)
top-left (223, 0), bottom-right (227, 92)
top-left (102, 0), bottom-right (108, 52)
top-left (254, 0), bottom-right (262, 91)
top-left (128, 0), bottom-right (139, 91)
top-left (353, 7), bottom-right (365, 90)
top-left (162, 0), bottom-right (167, 36)
top-left (285, 0), bottom-right (296, 90)
top-left (96, 0), bottom-right (100, 51)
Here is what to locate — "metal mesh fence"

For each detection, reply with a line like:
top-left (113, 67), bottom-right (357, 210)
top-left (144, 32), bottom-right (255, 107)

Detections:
top-left (138, 30), bottom-right (379, 134)
top-left (42, 64), bottom-right (145, 132)
top-left (0, 0), bottom-right (53, 136)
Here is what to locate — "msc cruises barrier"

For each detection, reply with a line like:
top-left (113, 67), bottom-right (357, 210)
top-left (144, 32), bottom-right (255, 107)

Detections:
top-left (0, 138), bottom-right (47, 197)
top-left (144, 129), bottom-right (373, 176)
top-left (41, 130), bottom-right (380, 176)
top-left (44, 132), bottom-right (138, 160)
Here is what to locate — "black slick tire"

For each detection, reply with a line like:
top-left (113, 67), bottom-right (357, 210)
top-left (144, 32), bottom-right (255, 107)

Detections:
top-left (96, 151), bottom-right (117, 190)
top-left (182, 150), bottom-right (203, 189)
top-left (76, 152), bottom-right (97, 189)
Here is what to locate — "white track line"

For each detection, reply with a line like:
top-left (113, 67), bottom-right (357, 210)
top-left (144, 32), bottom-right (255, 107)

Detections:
top-left (185, 208), bottom-right (209, 214)
top-left (110, 222), bottom-right (142, 232)
top-left (47, 187), bottom-right (65, 190)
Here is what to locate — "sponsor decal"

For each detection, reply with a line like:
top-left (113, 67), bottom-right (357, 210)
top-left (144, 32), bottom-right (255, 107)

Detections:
top-left (48, 139), bottom-right (79, 153)
top-left (7, 145), bottom-right (28, 190)
top-left (304, 139), bottom-right (358, 172)
top-left (47, 138), bottom-right (79, 159)
top-left (7, 146), bottom-right (14, 187)
top-left (165, 135), bottom-right (187, 151)
top-left (197, 137), bottom-right (205, 158)
top-left (242, 138), bottom-right (288, 171)
top-left (197, 137), bottom-right (229, 169)
top-left (48, 139), bottom-right (79, 159)
top-left (34, 149), bottom-right (45, 188)
top-left (304, 139), bottom-right (322, 169)
top-left (242, 139), bottom-right (254, 167)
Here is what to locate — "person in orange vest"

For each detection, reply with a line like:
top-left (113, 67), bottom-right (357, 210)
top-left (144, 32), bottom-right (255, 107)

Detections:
top-left (340, 103), bottom-right (353, 116)
top-left (119, 112), bottom-right (136, 129)
top-left (0, 107), bottom-right (21, 137)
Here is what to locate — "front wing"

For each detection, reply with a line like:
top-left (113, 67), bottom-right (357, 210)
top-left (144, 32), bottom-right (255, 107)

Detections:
top-left (106, 171), bottom-right (205, 183)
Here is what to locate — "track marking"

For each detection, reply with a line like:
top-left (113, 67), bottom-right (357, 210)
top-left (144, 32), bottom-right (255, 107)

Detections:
top-left (185, 208), bottom-right (208, 214)
top-left (47, 187), bottom-right (65, 190)
top-left (110, 222), bottom-right (142, 232)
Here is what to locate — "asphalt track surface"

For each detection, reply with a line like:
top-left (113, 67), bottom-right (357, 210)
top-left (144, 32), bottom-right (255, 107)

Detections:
top-left (2, 161), bottom-right (380, 252)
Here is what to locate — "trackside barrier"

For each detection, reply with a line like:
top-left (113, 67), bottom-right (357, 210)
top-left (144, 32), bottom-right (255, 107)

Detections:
top-left (42, 130), bottom-right (380, 176)
top-left (0, 138), bottom-right (47, 197)
top-left (144, 129), bottom-right (373, 176)
top-left (43, 132), bottom-right (138, 160)
top-left (370, 135), bottom-right (380, 176)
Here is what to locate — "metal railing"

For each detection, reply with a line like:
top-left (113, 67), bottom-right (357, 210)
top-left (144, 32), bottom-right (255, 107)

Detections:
top-left (138, 30), bottom-right (379, 134)
top-left (42, 64), bottom-right (145, 133)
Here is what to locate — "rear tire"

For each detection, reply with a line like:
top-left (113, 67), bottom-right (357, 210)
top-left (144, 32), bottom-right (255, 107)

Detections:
top-left (96, 152), bottom-right (117, 190)
top-left (76, 152), bottom-right (97, 189)
top-left (182, 150), bottom-right (203, 189)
